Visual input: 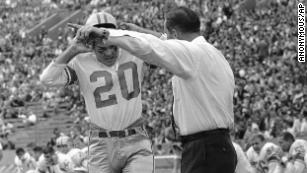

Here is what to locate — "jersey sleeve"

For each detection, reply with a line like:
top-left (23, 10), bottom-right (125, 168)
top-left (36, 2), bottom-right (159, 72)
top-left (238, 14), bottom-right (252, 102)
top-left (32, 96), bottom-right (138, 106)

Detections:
top-left (108, 29), bottom-right (197, 79)
top-left (66, 58), bottom-right (79, 85)
top-left (40, 58), bottom-right (78, 87)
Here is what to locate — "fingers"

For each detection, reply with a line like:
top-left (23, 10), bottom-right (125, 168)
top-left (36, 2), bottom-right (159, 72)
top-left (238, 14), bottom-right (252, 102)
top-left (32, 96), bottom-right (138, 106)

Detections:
top-left (68, 23), bottom-right (89, 41)
top-left (74, 26), bottom-right (89, 43)
top-left (101, 29), bottom-right (110, 38)
top-left (69, 23), bottom-right (110, 49)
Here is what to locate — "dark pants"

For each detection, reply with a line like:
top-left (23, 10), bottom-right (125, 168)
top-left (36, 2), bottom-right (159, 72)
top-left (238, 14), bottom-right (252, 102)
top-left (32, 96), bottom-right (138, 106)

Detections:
top-left (181, 129), bottom-right (237, 173)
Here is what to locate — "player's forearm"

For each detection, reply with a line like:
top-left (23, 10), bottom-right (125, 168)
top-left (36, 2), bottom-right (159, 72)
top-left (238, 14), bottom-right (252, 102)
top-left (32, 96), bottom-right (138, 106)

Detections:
top-left (107, 35), bottom-right (169, 70)
top-left (40, 62), bottom-right (67, 87)
top-left (134, 27), bottom-right (163, 38)
top-left (54, 45), bottom-right (79, 64)
top-left (108, 36), bottom-right (151, 57)
top-left (107, 33), bottom-right (191, 79)
top-left (40, 46), bottom-right (78, 86)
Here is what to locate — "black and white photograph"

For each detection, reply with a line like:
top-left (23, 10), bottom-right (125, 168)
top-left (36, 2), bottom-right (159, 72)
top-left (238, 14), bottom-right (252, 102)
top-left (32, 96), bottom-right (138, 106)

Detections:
top-left (0, 0), bottom-right (306, 173)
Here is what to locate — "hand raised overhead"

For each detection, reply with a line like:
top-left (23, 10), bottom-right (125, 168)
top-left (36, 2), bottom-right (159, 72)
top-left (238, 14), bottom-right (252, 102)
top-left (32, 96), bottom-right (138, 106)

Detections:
top-left (67, 23), bottom-right (110, 44)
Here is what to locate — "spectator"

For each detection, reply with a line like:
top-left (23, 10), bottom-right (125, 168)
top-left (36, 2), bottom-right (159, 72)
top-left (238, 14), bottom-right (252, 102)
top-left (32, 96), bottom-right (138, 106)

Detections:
top-left (56, 136), bottom-right (73, 155)
top-left (48, 128), bottom-right (65, 147)
top-left (14, 147), bottom-right (36, 173)
top-left (33, 146), bottom-right (44, 162)
top-left (25, 142), bottom-right (37, 158)
top-left (36, 146), bottom-right (74, 173)
top-left (246, 134), bottom-right (266, 166)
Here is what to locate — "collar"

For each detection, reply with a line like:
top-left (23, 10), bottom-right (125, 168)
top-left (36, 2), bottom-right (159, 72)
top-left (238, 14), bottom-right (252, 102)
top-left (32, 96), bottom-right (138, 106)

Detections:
top-left (191, 36), bottom-right (207, 44)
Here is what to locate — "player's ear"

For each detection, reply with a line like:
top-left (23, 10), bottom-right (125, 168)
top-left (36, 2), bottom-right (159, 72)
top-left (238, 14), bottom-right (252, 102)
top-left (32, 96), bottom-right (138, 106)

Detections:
top-left (168, 28), bottom-right (178, 39)
top-left (171, 28), bottom-right (178, 39)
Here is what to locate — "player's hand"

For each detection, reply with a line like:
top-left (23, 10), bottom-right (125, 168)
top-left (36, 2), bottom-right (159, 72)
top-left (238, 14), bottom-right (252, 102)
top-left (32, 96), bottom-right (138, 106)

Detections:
top-left (67, 23), bottom-right (110, 44)
top-left (119, 22), bottom-right (141, 31)
top-left (70, 37), bottom-right (92, 54)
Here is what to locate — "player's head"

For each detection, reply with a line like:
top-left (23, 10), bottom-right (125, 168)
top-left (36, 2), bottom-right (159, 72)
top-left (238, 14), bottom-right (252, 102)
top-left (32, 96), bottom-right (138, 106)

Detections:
top-left (16, 147), bottom-right (26, 161)
top-left (56, 136), bottom-right (72, 154)
top-left (251, 134), bottom-right (265, 153)
top-left (279, 132), bottom-right (295, 152)
top-left (43, 146), bottom-right (58, 165)
top-left (164, 6), bottom-right (200, 40)
top-left (85, 11), bottom-right (119, 66)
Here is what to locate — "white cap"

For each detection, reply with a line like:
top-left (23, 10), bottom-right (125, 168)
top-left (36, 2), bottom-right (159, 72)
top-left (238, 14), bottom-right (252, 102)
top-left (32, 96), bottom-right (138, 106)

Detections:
top-left (85, 11), bottom-right (117, 28)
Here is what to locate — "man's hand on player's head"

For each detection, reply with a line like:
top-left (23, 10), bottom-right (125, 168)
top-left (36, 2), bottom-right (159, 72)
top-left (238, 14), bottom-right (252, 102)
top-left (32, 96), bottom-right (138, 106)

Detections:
top-left (68, 23), bottom-right (111, 53)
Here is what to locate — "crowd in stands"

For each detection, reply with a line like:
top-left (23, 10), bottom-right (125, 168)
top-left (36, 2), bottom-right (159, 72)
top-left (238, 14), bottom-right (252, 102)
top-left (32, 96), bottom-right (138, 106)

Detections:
top-left (0, 0), bottom-right (306, 172)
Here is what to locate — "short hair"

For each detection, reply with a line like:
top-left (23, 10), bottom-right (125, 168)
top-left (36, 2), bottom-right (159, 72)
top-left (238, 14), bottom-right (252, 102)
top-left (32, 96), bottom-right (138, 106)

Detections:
top-left (165, 6), bottom-right (200, 33)
top-left (33, 146), bottom-right (43, 153)
top-left (282, 132), bottom-right (295, 142)
top-left (16, 148), bottom-right (25, 155)
top-left (43, 146), bottom-right (55, 155)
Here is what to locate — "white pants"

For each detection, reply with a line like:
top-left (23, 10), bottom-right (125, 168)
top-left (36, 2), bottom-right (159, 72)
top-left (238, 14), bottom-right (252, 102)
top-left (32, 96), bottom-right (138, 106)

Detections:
top-left (88, 129), bottom-right (154, 173)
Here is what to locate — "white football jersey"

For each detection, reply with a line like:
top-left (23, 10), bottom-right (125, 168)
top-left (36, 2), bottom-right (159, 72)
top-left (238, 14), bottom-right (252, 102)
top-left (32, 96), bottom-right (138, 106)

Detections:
top-left (40, 49), bottom-right (143, 130)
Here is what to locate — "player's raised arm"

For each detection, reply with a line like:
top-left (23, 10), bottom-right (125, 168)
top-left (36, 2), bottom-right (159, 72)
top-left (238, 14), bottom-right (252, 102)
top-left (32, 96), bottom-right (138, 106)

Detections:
top-left (39, 35), bottom-right (90, 87)
top-left (71, 7), bottom-right (213, 79)
top-left (72, 25), bottom-right (196, 79)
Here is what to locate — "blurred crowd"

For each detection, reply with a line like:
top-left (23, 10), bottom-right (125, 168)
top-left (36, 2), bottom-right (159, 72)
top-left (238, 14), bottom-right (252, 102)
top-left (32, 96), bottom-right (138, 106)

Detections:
top-left (0, 0), bottom-right (306, 172)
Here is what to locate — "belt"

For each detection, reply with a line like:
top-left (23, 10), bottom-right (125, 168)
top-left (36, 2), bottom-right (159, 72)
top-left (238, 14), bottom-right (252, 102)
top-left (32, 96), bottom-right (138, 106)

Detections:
top-left (181, 128), bottom-right (229, 144)
top-left (91, 126), bottom-right (143, 138)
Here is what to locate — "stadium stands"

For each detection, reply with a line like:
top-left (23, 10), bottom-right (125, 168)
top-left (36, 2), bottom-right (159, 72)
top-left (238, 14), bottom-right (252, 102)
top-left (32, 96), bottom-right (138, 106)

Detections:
top-left (0, 0), bottom-right (305, 173)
